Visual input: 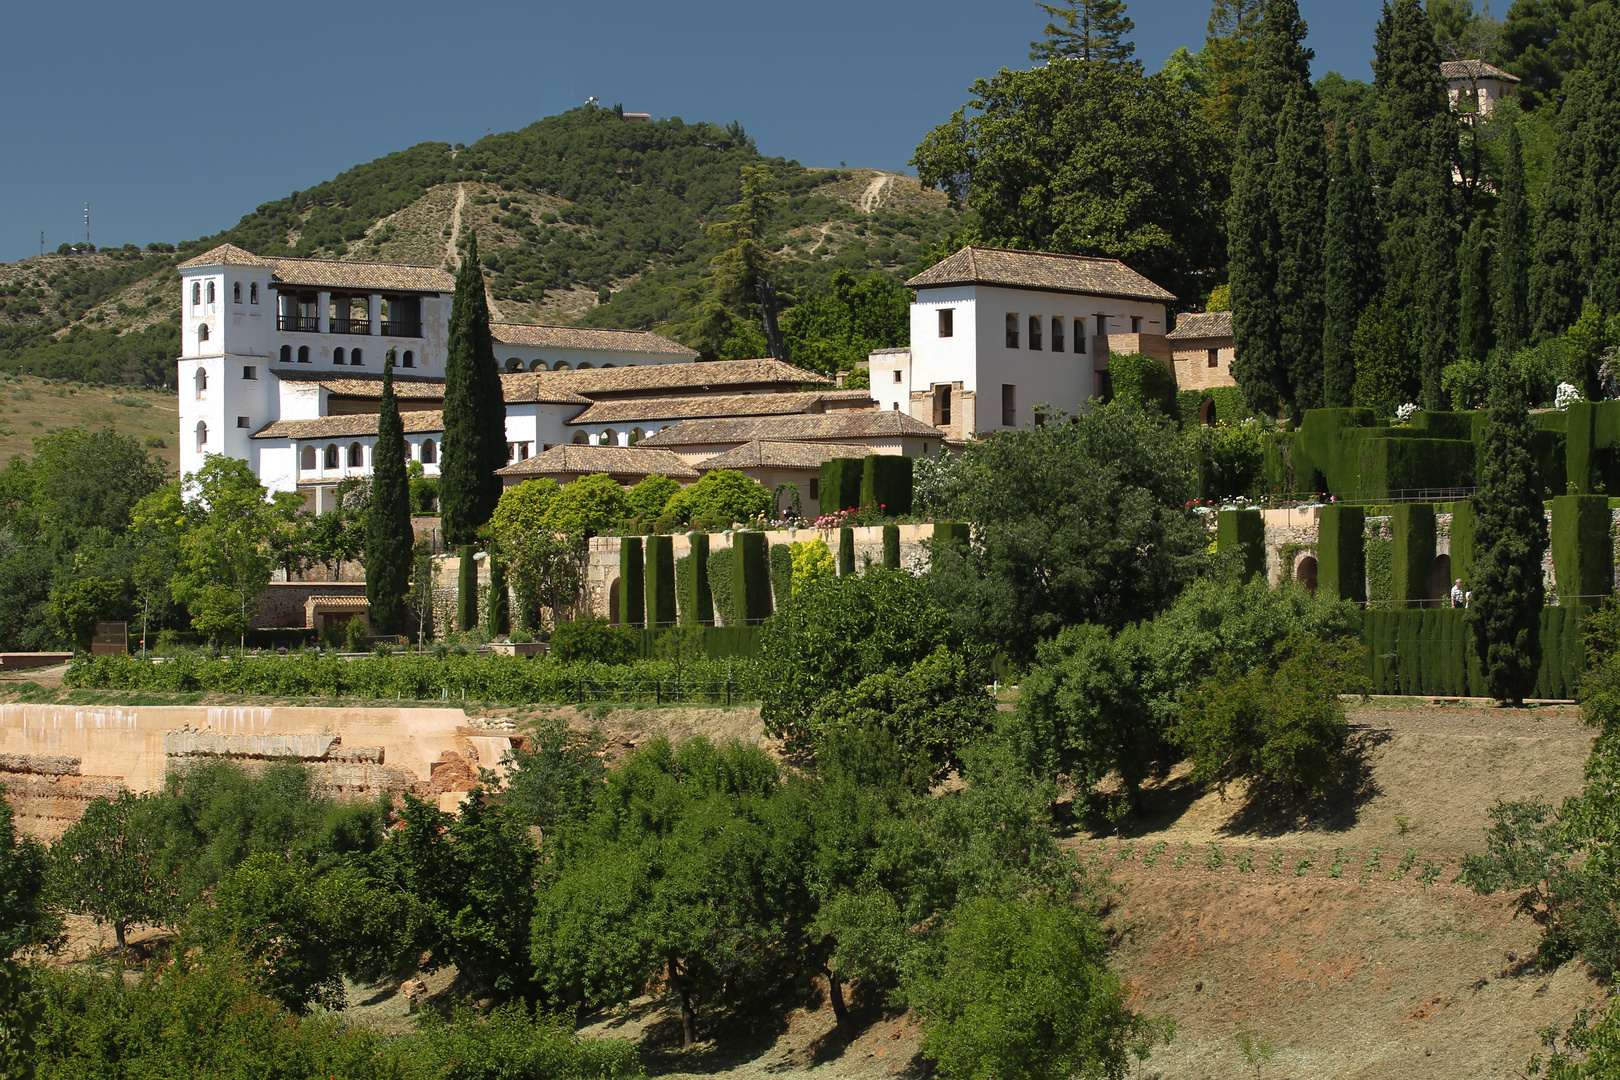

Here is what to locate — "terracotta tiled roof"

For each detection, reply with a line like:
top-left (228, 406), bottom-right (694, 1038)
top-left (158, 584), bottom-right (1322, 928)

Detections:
top-left (252, 411), bottom-right (445, 440)
top-left (179, 243), bottom-right (455, 293)
top-left (566, 391), bottom-right (874, 426)
top-left (1441, 59), bottom-right (1520, 83)
top-left (490, 323), bottom-right (698, 357)
top-left (270, 371), bottom-right (448, 400)
top-left (495, 444), bottom-right (698, 480)
top-left (695, 440), bottom-right (875, 470)
top-left (494, 372), bottom-right (596, 406)
top-left (905, 245), bottom-right (1176, 302)
top-left (1165, 311), bottom-right (1234, 340)
top-left (306, 596), bottom-right (371, 610)
top-left (640, 411), bottom-right (944, 447)
top-left (513, 358), bottom-right (833, 399)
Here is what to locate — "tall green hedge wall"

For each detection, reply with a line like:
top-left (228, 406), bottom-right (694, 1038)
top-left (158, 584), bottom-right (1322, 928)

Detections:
top-left (681, 534), bottom-right (713, 626)
top-left (1216, 508), bottom-right (1265, 581)
top-left (1446, 500), bottom-right (1477, 588)
top-left (819, 458), bottom-right (863, 513)
top-left (1391, 503), bottom-right (1437, 607)
top-left (644, 535), bottom-right (676, 628)
top-left (860, 454), bottom-right (914, 515)
top-left (1317, 504), bottom-right (1366, 602)
top-left (732, 531), bottom-right (773, 624)
top-left (882, 523), bottom-right (901, 569)
top-left (1362, 606), bottom-right (1585, 699)
top-left (618, 537), bottom-right (645, 628)
top-left (1551, 494), bottom-right (1613, 602)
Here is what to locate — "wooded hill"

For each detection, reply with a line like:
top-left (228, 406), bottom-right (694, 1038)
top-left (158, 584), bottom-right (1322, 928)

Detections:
top-left (0, 106), bottom-right (963, 386)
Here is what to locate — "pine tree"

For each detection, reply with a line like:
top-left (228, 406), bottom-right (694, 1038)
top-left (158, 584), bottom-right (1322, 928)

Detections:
top-left (1274, 81), bottom-right (1327, 413)
top-left (1530, 70), bottom-right (1590, 339)
top-left (1374, 0), bottom-right (1453, 314)
top-left (1417, 124), bottom-right (1461, 410)
top-left (1457, 215), bottom-right (1494, 366)
top-left (1468, 370), bottom-right (1547, 706)
top-left (1202, 0), bottom-right (1265, 143)
top-left (439, 233), bottom-right (507, 546)
top-left (1030, 0), bottom-right (1140, 70)
top-left (1227, 0), bottom-right (1314, 417)
top-left (365, 349), bottom-right (413, 635)
top-left (1494, 114), bottom-right (1532, 355)
top-left (1322, 121), bottom-right (1379, 407)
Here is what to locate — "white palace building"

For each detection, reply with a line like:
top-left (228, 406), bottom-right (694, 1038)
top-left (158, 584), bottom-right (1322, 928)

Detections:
top-left (175, 243), bottom-right (1182, 515)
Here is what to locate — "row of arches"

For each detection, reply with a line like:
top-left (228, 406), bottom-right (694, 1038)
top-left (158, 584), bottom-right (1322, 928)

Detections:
top-left (192, 280), bottom-right (261, 310)
top-left (298, 439), bottom-right (437, 472)
top-left (571, 428), bottom-right (650, 447)
top-left (502, 357), bottom-right (623, 373)
top-left (274, 346), bottom-right (415, 368)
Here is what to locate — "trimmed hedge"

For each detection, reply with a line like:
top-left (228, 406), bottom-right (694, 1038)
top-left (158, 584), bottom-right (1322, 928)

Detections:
top-left (819, 458), bottom-right (863, 513)
top-left (838, 527), bottom-right (855, 576)
top-left (768, 541), bottom-right (793, 608)
top-left (1262, 431), bottom-right (1295, 495)
top-left (1176, 386), bottom-right (1251, 429)
top-left (732, 531), bottom-right (772, 624)
top-left (1551, 494), bottom-right (1613, 602)
top-left (1317, 504), bottom-right (1366, 602)
top-left (860, 455), bottom-right (913, 515)
top-left (486, 556), bottom-right (509, 636)
top-left (1447, 500), bottom-right (1477, 588)
top-left (457, 545), bottom-right (478, 632)
top-left (1391, 503), bottom-right (1437, 607)
top-left (635, 625), bottom-right (762, 660)
top-left (882, 524), bottom-right (900, 569)
top-left (1216, 508), bottom-right (1265, 581)
top-left (934, 522), bottom-right (970, 546)
top-left (618, 536), bottom-right (645, 628)
top-left (1361, 606), bottom-right (1585, 699)
top-left (681, 534), bottom-right (713, 626)
top-left (707, 547), bottom-right (736, 625)
top-left (644, 535), bottom-right (676, 628)
top-left (1356, 438), bottom-right (1477, 499)
top-left (66, 652), bottom-right (764, 703)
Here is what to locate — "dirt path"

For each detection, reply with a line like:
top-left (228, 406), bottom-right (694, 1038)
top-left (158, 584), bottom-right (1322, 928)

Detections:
top-left (445, 183), bottom-right (466, 268)
top-left (858, 174), bottom-right (891, 214)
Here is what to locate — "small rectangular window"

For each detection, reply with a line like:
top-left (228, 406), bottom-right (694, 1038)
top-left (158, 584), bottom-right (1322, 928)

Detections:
top-left (1051, 317), bottom-right (1064, 353)
top-left (236, 416), bottom-right (250, 429)
top-left (1028, 316), bottom-right (1042, 351)
top-left (1075, 319), bottom-right (1087, 354)
top-left (1002, 384), bottom-right (1016, 427)
top-left (1005, 314), bottom-right (1019, 349)
top-left (938, 309), bottom-right (954, 337)
top-left (1095, 314), bottom-right (1107, 336)
top-left (1131, 315), bottom-right (1143, 333)
top-left (242, 366), bottom-right (257, 380)
top-left (809, 478), bottom-right (820, 500)
top-left (893, 369), bottom-right (903, 384)
top-left (1207, 348), bottom-right (1219, 368)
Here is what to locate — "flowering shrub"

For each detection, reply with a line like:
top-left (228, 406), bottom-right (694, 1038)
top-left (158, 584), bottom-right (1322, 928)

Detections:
top-left (1395, 402), bottom-right (1418, 424)
top-left (1556, 381), bottom-right (1583, 410)
top-left (811, 502), bottom-right (889, 529)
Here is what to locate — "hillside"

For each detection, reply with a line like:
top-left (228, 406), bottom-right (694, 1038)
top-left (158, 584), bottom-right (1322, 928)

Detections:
top-left (0, 107), bottom-right (962, 386)
top-left (0, 374), bottom-right (178, 471)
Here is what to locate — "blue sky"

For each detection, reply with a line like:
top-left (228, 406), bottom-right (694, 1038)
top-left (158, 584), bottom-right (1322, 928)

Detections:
top-left (0, 0), bottom-right (1384, 265)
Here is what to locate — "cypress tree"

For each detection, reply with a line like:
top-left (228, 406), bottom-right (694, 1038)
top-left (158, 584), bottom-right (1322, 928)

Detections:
top-left (1374, 0), bottom-right (1453, 314)
top-left (1580, 4), bottom-right (1620, 314)
top-left (1322, 124), bottom-right (1382, 408)
top-left (439, 233), bottom-right (507, 546)
top-left (1228, 0), bottom-right (1313, 417)
top-left (1457, 215), bottom-right (1494, 367)
top-left (1274, 81), bottom-right (1327, 414)
top-left (364, 349), bottom-right (413, 634)
top-left (1468, 370), bottom-right (1547, 706)
top-left (1417, 125), bottom-right (1461, 411)
top-left (1494, 115), bottom-right (1531, 355)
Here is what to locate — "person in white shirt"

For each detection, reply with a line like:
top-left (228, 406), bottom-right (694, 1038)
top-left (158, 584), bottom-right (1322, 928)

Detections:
top-left (1451, 578), bottom-right (1466, 608)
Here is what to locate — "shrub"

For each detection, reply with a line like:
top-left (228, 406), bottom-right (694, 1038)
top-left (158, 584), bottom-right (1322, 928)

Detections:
top-left (664, 471), bottom-right (773, 527)
top-left (1107, 353), bottom-right (1177, 417)
top-left (789, 539), bottom-right (834, 593)
top-left (768, 542), bottom-right (793, 608)
top-left (549, 617), bottom-right (637, 664)
top-left (706, 547), bottom-right (736, 625)
top-left (544, 475), bottom-right (630, 537)
top-left (626, 474), bottom-right (681, 522)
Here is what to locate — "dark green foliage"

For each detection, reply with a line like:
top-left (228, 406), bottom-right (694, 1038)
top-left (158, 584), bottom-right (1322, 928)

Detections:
top-left (439, 235), bottom-right (507, 545)
top-left (781, 271), bottom-right (912, 376)
top-left (912, 61), bottom-right (1227, 302)
top-left (0, 320), bottom-right (181, 387)
top-left (883, 524), bottom-right (901, 569)
top-left (1390, 503), bottom-right (1437, 607)
top-left (618, 537), bottom-right (645, 628)
top-left (860, 454), bottom-right (913, 515)
top-left (1495, 117), bottom-right (1532, 357)
top-left (838, 527), bottom-right (855, 577)
top-left (1274, 81), bottom-right (1327, 413)
top-left (1450, 498), bottom-right (1477, 587)
top-left (1317, 504), bottom-right (1366, 603)
top-left (682, 533), bottom-right (713, 626)
top-left (546, 617), bottom-right (639, 664)
top-left (364, 352), bottom-right (413, 634)
top-left (819, 458), bottom-right (863, 514)
top-left (1497, 0), bottom-right (1602, 108)
top-left (732, 532), bottom-right (772, 624)
top-left (625, 474), bottom-right (681, 524)
top-left (923, 402), bottom-right (1206, 662)
top-left (0, 785), bottom-right (54, 959)
top-left (1175, 633), bottom-right (1365, 797)
top-left (1029, 0), bottom-right (1138, 69)
top-left (1351, 301), bottom-right (1419, 418)
top-left (1457, 216), bottom-right (1494, 367)
top-left (664, 470), bottom-right (773, 528)
top-left (933, 522), bottom-right (971, 546)
top-left (1216, 509), bottom-right (1265, 582)
top-left (1290, 408), bottom-right (1480, 498)
top-left (1322, 122), bottom-right (1378, 408)
top-left (706, 547), bottom-right (736, 625)
top-left (1417, 125), bottom-right (1461, 412)
top-left (1531, 71), bottom-right (1591, 339)
top-left (768, 542), bottom-right (793, 610)
top-left (1106, 353), bottom-right (1177, 416)
top-left (1581, 6), bottom-right (1620, 315)
top-left (50, 790), bottom-right (171, 951)
top-left (1469, 377), bottom-right (1549, 704)
top-left (643, 535), bottom-right (676, 628)
top-left (1551, 495), bottom-right (1613, 602)
top-left (457, 544), bottom-right (478, 632)
top-left (487, 555), bottom-right (510, 636)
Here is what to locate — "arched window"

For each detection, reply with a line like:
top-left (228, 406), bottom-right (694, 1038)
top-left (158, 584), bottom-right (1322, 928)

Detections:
top-left (297, 345), bottom-right (310, 363)
top-left (529, 359), bottom-right (544, 371)
top-left (333, 347), bottom-right (345, 365)
top-left (197, 323), bottom-right (209, 344)
top-left (602, 363), bottom-right (616, 369)
top-left (194, 368), bottom-right (207, 398)
top-left (420, 439), bottom-right (437, 464)
top-left (572, 430), bottom-right (589, 444)
top-left (599, 429), bottom-right (617, 446)
top-left (553, 360), bottom-right (572, 371)
top-left (350, 348), bottom-right (362, 366)
top-left (206, 281), bottom-right (216, 304)
top-left (279, 345), bottom-right (292, 364)
top-left (401, 350), bottom-right (414, 369)
top-left (195, 421), bottom-right (208, 450)
top-left (577, 362), bottom-right (594, 370)
top-left (348, 442), bottom-right (364, 467)
top-left (233, 281), bottom-right (241, 303)
top-left (300, 445), bottom-right (316, 471)
top-left (324, 444), bottom-right (339, 469)
top-left (249, 282), bottom-right (258, 304)
top-left (1028, 315), bottom-right (1042, 350)
top-left (191, 282), bottom-right (201, 307)
top-left (629, 428), bottom-right (643, 445)
top-left (505, 358), bottom-right (523, 372)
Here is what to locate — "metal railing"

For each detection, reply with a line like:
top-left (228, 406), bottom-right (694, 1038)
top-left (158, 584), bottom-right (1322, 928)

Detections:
top-left (277, 315), bottom-right (319, 332)
top-left (330, 320), bottom-right (371, 335)
top-left (380, 321), bottom-right (422, 337)
top-left (1307, 486), bottom-right (1478, 507)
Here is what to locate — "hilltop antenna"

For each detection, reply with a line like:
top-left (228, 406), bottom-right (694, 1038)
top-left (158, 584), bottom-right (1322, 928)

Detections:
top-left (39, 231), bottom-right (44, 257)
top-left (84, 203), bottom-right (90, 248)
